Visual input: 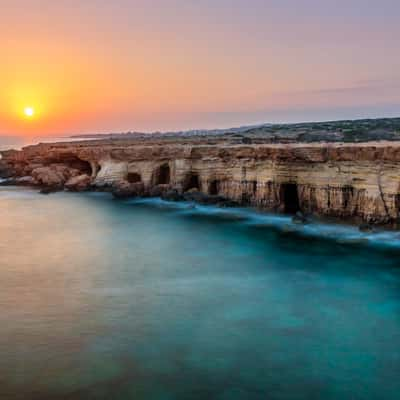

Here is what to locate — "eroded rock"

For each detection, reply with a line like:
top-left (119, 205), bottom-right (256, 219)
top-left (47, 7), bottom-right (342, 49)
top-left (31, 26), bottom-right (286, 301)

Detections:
top-left (112, 181), bottom-right (144, 199)
top-left (65, 174), bottom-right (92, 192)
top-left (161, 189), bottom-right (184, 202)
top-left (2, 139), bottom-right (400, 226)
top-left (31, 166), bottom-right (66, 187)
top-left (16, 176), bottom-right (37, 186)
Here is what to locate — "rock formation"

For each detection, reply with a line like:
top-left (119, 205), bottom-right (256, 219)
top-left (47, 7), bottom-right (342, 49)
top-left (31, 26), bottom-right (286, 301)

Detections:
top-left (1, 139), bottom-right (400, 226)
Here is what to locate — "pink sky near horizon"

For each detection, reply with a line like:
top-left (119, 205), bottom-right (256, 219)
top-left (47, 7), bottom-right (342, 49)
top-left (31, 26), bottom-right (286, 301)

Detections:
top-left (1, 0), bottom-right (400, 136)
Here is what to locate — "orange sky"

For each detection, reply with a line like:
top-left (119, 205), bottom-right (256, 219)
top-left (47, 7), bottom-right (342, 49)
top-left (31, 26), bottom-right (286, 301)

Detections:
top-left (1, 1), bottom-right (400, 136)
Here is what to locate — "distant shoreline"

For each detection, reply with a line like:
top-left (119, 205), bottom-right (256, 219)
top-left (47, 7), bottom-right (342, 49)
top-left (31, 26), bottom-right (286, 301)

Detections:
top-left (69, 116), bottom-right (400, 144)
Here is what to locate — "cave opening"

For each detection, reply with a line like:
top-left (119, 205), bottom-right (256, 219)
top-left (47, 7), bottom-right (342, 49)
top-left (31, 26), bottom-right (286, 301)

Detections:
top-left (126, 172), bottom-right (142, 183)
top-left (281, 183), bottom-right (300, 214)
top-left (53, 155), bottom-right (92, 176)
top-left (76, 160), bottom-right (92, 175)
top-left (183, 172), bottom-right (200, 192)
top-left (155, 163), bottom-right (170, 185)
top-left (209, 180), bottom-right (219, 195)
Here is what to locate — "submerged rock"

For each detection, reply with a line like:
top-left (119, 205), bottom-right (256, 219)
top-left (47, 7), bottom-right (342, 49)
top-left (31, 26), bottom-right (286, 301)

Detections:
top-left (39, 186), bottom-right (62, 195)
top-left (112, 186), bottom-right (135, 199)
top-left (183, 190), bottom-right (208, 203)
top-left (16, 176), bottom-right (37, 185)
top-left (161, 189), bottom-right (184, 202)
top-left (183, 190), bottom-right (234, 207)
top-left (149, 184), bottom-right (169, 197)
top-left (112, 181), bottom-right (144, 199)
top-left (217, 199), bottom-right (240, 208)
top-left (359, 223), bottom-right (374, 233)
top-left (292, 211), bottom-right (310, 225)
top-left (282, 224), bottom-right (298, 233)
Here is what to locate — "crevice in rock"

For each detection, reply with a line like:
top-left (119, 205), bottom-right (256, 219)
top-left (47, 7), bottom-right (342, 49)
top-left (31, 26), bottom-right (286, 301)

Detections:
top-left (377, 163), bottom-right (390, 220)
top-left (342, 185), bottom-right (354, 209)
top-left (327, 186), bottom-right (331, 208)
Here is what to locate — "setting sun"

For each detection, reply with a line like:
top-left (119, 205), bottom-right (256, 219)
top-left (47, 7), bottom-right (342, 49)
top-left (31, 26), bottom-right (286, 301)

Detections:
top-left (24, 107), bottom-right (35, 118)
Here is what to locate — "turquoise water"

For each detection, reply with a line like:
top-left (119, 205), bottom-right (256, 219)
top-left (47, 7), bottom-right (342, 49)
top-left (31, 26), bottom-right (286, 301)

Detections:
top-left (1, 187), bottom-right (400, 400)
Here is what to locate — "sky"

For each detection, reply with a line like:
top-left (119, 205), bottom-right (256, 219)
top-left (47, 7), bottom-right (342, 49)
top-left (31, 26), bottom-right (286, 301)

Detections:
top-left (1, 0), bottom-right (400, 136)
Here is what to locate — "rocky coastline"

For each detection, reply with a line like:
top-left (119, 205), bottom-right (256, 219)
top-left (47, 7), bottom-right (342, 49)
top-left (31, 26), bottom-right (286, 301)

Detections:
top-left (1, 138), bottom-right (400, 228)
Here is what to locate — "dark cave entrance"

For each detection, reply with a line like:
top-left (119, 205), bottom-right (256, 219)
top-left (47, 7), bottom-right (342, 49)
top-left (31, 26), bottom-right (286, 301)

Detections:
top-left (48, 154), bottom-right (92, 176)
top-left (183, 172), bottom-right (200, 192)
top-left (209, 180), bottom-right (219, 195)
top-left (155, 164), bottom-right (171, 185)
top-left (126, 172), bottom-right (142, 183)
top-left (75, 159), bottom-right (92, 175)
top-left (281, 183), bottom-right (300, 214)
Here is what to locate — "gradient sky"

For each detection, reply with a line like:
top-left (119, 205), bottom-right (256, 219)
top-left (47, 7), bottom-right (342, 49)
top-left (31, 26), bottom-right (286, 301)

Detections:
top-left (1, 0), bottom-right (400, 136)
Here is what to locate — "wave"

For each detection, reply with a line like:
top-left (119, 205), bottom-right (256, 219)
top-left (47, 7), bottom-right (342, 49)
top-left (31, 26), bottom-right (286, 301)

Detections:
top-left (2, 187), bottom-right (400, 250)
top-left (124, 197), bottom-right (400, 250)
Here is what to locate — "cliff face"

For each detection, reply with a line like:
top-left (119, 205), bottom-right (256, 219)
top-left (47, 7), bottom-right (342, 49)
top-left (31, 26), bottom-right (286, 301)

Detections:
top-left (1, 140), bottom-right (400, 225)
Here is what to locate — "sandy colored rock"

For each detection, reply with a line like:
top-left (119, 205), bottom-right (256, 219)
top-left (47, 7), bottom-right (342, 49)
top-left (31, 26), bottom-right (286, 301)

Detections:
top-left (2, 139), bottom-right (400, 226)
top-left (65, 174), bottom-right (92, 191)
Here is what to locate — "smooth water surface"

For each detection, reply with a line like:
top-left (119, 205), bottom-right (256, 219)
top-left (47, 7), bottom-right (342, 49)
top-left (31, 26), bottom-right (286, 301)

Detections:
top-left (1, 187), bottom-right (400, 400)
top-left (0, 135), bottom-right (92, 151)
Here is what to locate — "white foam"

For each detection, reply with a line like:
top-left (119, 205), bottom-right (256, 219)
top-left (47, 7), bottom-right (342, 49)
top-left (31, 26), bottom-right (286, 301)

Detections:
top-left (125, 197), bottom-right (400, 250)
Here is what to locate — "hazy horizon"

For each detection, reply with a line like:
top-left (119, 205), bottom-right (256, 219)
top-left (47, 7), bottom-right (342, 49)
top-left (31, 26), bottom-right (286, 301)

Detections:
top-left (2, 110), bottom-right (400, 139)
top-left (1, 0), bottom-right (400, 136)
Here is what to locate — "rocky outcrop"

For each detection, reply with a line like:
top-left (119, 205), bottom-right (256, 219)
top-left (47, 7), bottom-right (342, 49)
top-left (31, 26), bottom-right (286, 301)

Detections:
top-left (64, 174), bottom-right (92, 192)
top-left (111, 181), bottom-right (145, 198)
top-left (1, 140), bottom-right (400, 226)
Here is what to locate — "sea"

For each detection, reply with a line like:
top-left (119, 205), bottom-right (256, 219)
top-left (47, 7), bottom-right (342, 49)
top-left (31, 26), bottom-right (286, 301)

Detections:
top-left (0, 135), bottom-right (91, 152)
top-left (1, 137), bottom-right (400, 399)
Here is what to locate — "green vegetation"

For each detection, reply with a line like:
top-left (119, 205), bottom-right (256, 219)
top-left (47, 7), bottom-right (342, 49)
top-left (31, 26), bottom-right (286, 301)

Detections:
top-left (240, 117), bottom-right (400, 143)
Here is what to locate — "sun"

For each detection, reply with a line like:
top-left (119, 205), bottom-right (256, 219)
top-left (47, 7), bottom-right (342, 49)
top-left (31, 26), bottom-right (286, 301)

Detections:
top-left (24, 107), bottom-right (35, 118)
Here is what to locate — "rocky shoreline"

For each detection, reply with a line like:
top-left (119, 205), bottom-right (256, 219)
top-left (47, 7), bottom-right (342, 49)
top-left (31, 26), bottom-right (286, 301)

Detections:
top-left (1, 139), bottom-right (400, 228)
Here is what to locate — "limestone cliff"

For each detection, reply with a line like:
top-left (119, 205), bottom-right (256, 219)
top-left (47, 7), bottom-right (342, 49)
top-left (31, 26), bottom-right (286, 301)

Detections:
top-left (1, 140), bottom-right (400, 226)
